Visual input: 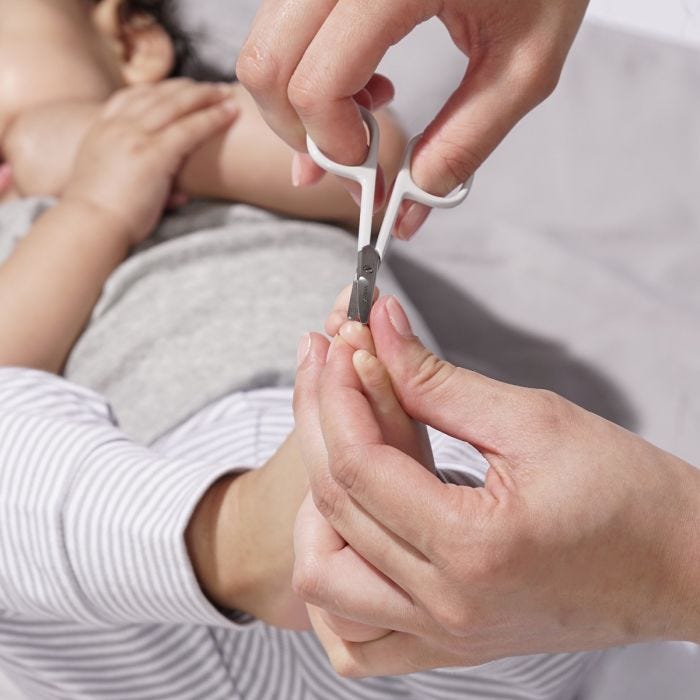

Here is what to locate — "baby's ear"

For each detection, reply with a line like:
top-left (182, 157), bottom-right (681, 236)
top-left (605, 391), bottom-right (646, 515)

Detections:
top-left (93, 0), bottom-right (175, 85)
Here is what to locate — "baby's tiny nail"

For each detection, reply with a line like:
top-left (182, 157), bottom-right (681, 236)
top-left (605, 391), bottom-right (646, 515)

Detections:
top-left (353, 349), bottom-right (373, 367)
top-left (396, 203), bottom-right (431, 240)
top-left (339, 321), bottom-right (363, 342)
top-left (297, 334), bottom-right (311, 366)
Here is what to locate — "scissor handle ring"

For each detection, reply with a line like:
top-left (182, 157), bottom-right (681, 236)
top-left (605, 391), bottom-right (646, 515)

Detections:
top-left (395, 136), bottom-right (473, 209)
top-left (305, 107), bottom-right (380, 184)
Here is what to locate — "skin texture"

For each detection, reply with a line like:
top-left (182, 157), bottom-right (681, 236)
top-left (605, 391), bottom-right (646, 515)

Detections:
top-left (0, 79), bottom-right (239, 372)
top-left (0, 0), bottom-right (402, 628)
top-left (237, 0), bottom-right (590, 236)
top-left (0, 0), bottom-right (406, 226)
top-left (292, 293), bottom-right (700, 677)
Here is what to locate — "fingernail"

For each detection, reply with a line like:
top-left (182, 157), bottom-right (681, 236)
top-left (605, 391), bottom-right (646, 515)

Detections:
top-left (297, 334), bottom-right (311, 366)
top-left (291, 152), bottom-right (303, 187)
top-left (353, 349), bottom-right (373, 367)
top-left (386, 296), bottom-right (413, 337)
top-left (396, 203), bottom-right (431, 240)
top-left (338, 321), bottom-right (364, 344)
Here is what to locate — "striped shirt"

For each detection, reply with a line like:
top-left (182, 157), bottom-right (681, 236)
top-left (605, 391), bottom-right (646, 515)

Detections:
top-left (0, 367), bottom-right (601, 699)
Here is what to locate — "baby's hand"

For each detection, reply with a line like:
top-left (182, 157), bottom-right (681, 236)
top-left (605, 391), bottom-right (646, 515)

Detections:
top-left (63, 79), bottom-right (239, 246)
top-left (325, 285), bottom-right (434, 470)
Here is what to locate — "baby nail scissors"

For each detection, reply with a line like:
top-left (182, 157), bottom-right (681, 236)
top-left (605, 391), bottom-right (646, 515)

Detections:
top-left (307, 108), bottom-right (474, 324)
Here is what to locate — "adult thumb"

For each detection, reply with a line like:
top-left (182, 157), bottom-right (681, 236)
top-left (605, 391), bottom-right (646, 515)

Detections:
top-left (369, 296), bottom-right (530, 452)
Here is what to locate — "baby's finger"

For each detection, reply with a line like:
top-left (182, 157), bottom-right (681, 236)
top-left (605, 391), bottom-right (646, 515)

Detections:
top-left (338, 321), bottom-right (375, 355)
top-left (160, 99), bottom-right (239, 161)
top-left (353, 348), bottom-right (435, 470)
top-left (325, 285), bottom-right (380, 337)
top-left (101, 84), bottom-right (152, 119)
top-left (141, 82), bottom-right (233, 133)
top-left (108, 78), bottom-right (197, 120)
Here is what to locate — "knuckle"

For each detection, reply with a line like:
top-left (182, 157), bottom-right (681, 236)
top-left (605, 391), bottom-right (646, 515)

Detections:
top-left (236, 42), bottom-right (282, 94)
top-left (427, 594), bottom-right (473, 637)
top-left (532, 388), bottom-right (571, 434)
top-left (514, 46), bottom-right (562, 103)
top-left (291, 556), bottom-right (323, 604)
top-left (434, 137), bottom-right (484, 185)
top-left (287, 73), bottom-right (321, 116)
top-left (311, 474), bottom-right (345, 523)
top-left (409, 352), bottom-right (461, 405)
top-left (329, 444), bottom-right (367, 492)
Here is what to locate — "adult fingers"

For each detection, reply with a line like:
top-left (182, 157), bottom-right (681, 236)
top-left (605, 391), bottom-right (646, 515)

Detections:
top-left (312, 606), bottom-right (389, 645)
top-left (292, 73), bottom-right (395, 187)
top-left (294, 495), bottom-right (389, 642)
top-left (402, 13), bottom-right (578, 208)
top-left (293, 332), bottom-right (333, 490)
top-left (293, 494), bottom-right (424, 634)
top-left (328, 629), bottom-right (474, 679)
top-left (237, 0), bottom-right (338, 152)
top-left (369, 296), bottom-right (532, 454)
top-left (318, 334), bottom-right (463, 561)
top-left (287, 0), bottom-right (436, 166)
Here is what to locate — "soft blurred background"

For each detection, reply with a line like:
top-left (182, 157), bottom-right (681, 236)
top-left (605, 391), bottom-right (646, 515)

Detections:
top-left (2, 1), bottom-right (698, 697)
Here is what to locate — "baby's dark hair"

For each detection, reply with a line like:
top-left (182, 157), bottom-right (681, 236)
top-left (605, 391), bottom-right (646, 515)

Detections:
top-left (92, 0), bottom-right (234, 81)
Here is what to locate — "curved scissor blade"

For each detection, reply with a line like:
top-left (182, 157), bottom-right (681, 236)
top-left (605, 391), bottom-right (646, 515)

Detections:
top-left (347, 245), bottom-right (381, 324)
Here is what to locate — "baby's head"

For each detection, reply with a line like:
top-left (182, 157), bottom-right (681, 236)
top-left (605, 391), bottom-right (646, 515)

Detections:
top-left (0, 0), bottom-right (230, 202)
top-left (0, 0), bottom-right (193, 116)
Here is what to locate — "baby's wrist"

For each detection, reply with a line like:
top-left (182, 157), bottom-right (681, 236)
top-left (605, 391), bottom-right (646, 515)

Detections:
top-left (59, 194), bottom-right (135, 249)
top-left (186, 471), bottom-right (257, 610)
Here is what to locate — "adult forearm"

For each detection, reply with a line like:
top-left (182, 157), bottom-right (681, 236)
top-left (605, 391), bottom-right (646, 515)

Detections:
top-left (0, 199), bottom-right (129, 372)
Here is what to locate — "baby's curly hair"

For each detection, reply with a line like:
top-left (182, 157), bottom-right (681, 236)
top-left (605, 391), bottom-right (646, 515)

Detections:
top-left (91, 0), bottom-right (233, 81)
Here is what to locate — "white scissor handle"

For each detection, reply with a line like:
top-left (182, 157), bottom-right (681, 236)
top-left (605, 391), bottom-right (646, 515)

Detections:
top-left (375, 136), bottom-right (474, 260)
top-left (306, 107), bottom-right (380, 249)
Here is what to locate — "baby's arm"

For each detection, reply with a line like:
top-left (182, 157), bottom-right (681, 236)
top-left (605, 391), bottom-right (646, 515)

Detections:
top-left (0, 80), bottom-right (238, 372)
top-left (4, 85), bottom-right (406, 228)
top-left (177, 84), bottom-right (406, 227)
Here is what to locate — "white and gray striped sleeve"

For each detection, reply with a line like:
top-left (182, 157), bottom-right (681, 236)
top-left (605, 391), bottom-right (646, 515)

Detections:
top-left (0, 367), bottom-right (243, 629)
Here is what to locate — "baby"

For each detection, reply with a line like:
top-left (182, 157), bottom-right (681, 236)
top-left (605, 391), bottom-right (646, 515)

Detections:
top-left (0, 2), bottom-right (600, 699)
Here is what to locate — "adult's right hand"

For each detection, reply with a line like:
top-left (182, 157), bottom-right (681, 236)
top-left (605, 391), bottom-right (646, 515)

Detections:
top-left (238, 0), bottom-right (589, 236)
top-left (293, 295), bottom-right (700, 677)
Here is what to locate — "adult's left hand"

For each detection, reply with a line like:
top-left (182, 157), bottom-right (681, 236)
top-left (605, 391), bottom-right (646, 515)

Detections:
top-left (292, 294), bottom-right (700, 677)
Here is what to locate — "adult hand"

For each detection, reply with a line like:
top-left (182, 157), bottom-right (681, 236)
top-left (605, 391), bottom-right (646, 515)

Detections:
top-left (238, 0), bottom-right (589, 236)
top-left (293, 294), bottom-right (700, 676)
top-left (294, 290), bottom-right (437, 645)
